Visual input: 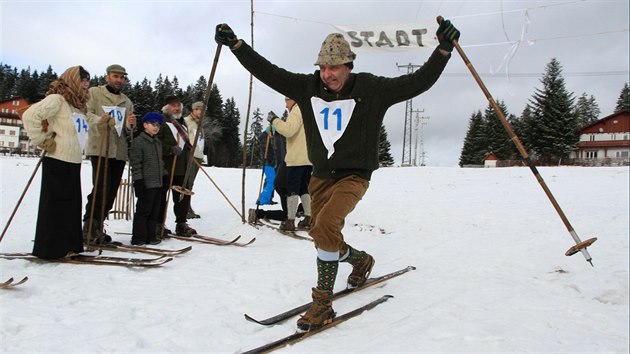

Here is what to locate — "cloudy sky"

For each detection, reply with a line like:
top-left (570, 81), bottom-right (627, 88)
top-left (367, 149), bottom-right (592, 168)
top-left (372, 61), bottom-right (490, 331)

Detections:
top-left (2, 0), bottom-right (628, 166)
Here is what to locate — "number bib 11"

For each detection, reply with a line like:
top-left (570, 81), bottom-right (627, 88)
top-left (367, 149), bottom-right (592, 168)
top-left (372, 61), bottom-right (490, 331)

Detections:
top-left (310, 97), bottom-right (356, 159)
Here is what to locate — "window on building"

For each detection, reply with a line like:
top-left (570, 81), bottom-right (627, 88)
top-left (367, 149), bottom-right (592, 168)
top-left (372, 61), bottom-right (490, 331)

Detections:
top-left (8, 142), bottom-right (14, 147)
top-left (589, 135), bottom-right (595, 141)
top-left (12, 100), bottom-right (19, 106)
top-left (20, 143), bottom-right (27, 150)
top-left (0, 129), bottom-right (5, 134)
top-left (0, 141), bottom-right (4, 147)
top-left (617, 151), bottom-right (629, 158)
top-left (586, 151), bottom-right (598, 159)
top-left (9, 130), bottom-right (16, 136)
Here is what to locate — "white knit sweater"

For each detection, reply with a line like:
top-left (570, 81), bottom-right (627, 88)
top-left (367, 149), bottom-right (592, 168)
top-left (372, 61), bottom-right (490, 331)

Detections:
top-left (22, 94), bottom-right (83, 164)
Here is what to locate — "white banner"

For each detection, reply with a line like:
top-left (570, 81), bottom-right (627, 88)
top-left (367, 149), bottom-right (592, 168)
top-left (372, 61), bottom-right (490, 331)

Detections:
top-left (333, 20), bottom-right (438, 53)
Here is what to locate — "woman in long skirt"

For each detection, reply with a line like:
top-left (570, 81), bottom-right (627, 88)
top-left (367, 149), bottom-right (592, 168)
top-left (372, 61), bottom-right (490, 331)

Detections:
top-left (22, 66), bottom-right (91, 259)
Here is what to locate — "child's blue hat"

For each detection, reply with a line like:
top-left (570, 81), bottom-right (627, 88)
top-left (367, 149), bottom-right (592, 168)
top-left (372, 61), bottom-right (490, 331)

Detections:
top-left (142, 112), bottom-right (164, 124)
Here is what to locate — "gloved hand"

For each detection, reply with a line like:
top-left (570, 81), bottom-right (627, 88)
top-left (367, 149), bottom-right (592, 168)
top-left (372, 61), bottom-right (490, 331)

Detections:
top-left (215, 24), bottom-right (239, 48)
top-left (133, 180), bottom-right (144, 197)
top-left (171, 146), bottom-right (183, 156)
top-left (267, 111), bottom-right (279, 124)
top-left (38, 138), bottom-right (56, 153)
top-left (436, 19), bottom-right (460, 53)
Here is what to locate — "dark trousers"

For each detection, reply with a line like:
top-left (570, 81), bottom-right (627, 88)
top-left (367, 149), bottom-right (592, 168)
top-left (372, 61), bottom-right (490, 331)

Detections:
top-left (32, 157), bottom-right (84, 259)
top-left (159, 174), bottom-right (190, 224)
top-left (83, 157), bottom-right (126, 226)
top-left (286, 165), bottom-right (312, 196)
top-left (132, 186), bottom-right (161, 243)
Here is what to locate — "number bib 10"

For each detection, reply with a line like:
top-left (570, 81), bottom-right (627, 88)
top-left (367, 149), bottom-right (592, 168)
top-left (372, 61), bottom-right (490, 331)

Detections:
top-left (102, 106), bottom-right (127, 136)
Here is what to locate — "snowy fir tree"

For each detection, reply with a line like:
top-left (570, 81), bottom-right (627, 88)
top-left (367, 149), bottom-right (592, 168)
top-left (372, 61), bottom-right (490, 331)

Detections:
top-left (378, 123), bottom-right (395, 167)
top-left (528, 58), bottom-right (578, 164)
top-left (614, 83), bottom-right (630, 113)
top-left (246, 108), bottom-right (264, 167)
top-left (459, 110), bottom-right (486, 166)
top-left (574, 93), bottom-right (600, 128)
top-left (482, 100), bottom-right (517, 161)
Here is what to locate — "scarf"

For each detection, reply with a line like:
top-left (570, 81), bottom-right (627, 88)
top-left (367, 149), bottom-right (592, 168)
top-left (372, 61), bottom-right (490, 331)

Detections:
top-left (46, 66), bottom-right (90, 113)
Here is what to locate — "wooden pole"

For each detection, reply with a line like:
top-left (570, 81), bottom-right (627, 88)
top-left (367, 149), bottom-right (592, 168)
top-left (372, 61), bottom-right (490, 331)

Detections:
top-left (436, 16), bottom-right (597, 265)
top-left (241, 0), bottom-right (255, 223)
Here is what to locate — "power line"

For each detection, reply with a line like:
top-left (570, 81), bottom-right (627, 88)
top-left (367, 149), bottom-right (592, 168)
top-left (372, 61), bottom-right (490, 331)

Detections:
top-left (441, 71), bottom-right (629, 78)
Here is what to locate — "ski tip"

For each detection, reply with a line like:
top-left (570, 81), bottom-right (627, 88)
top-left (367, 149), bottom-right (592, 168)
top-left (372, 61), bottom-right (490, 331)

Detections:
top-left (407, 266), bottom-right (417, 271)
top-left (384, 294), bottom-right (394, 299)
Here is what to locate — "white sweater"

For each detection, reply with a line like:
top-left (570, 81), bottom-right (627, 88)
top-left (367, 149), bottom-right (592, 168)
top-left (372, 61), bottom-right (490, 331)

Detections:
top-left (22, 94), bottom-right (83, 164)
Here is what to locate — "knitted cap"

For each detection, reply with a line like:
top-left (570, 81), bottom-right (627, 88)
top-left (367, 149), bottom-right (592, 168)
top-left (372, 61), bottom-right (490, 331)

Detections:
top-left (142, 112), bottom-right (164, 124)
top-left (314, 33), bottom-right (356, 66)
top-left (192, 101), bottom-right (204, 109)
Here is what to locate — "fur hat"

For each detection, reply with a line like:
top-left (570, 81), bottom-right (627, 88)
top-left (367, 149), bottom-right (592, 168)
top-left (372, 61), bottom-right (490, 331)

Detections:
top-left (192, 101), bottom-right (204, 110)
top-left (141, 112), bottom-right (164, 124)
top-left (314, 33), bottom-right (356, 66)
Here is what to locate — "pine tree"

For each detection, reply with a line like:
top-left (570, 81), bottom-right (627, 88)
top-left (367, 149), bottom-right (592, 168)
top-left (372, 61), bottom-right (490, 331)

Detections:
top-left (0, 64), bottom-right (18, 100)
top-left (483, 101), bottom-right (516, 160)
top-left (574, 93), bottom-right (600, 127)
top-left (201, 84), bottom-right (224, 165)
top-left (378, 123), bottom-right (395, 167)
top-left (459, 110), bottom-right (486, 166)
top-left (614, 83), bottom-right (630, 112)
top-left (215, 97), bottom-right (242, 167)
top-left (528, 58), bottom-right (578, 164)
top-left (246, 108), bottom-right (264, 167)
top-left (512, 105), bottom-right (535, 156)
top-left (37, 65), bottom-right (58, 100)
top-left (128, 78), bottom-right (155, 117)
top-left (15, 67), bottom-right (38, 102)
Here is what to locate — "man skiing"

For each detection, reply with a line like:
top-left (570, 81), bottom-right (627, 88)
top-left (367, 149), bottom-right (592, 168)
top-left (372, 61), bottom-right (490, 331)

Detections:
top-left (215, 19), bottom-right (460, 331)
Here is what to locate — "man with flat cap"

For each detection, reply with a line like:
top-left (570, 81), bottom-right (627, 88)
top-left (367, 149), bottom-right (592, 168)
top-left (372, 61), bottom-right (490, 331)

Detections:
top-left (83, 64), bottom-right (137, 245)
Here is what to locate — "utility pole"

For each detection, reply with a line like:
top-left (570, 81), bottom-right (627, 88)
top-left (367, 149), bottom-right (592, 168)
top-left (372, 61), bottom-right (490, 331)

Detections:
top-left (414, 114), bottom-right (430, 166)
top-left (396, 62), bottom-right (421, 166)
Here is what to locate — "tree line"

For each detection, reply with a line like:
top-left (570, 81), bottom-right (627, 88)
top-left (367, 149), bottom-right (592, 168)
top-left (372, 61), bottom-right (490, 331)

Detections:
top-left (459, 58), bottom-right (630, 166)
top-left (0, 63), bottom-right (395, 167)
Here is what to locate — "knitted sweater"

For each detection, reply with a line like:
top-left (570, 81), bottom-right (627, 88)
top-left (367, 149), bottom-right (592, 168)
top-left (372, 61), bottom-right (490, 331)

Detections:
top-left (233, 41), bottom-right (449, 180)
top-left (130, 131), bottom-right (166, 188)
top-left (183, 114), bottom-right (204, 159)
top-left (22, 94), bottom-right (83, 164)
top-left (272, 104), bottom-right (311, 167)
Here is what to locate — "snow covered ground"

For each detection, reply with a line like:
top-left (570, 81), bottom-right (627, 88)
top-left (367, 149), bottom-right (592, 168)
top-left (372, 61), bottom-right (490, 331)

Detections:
top-left (1, 156), bottom-right (628, 353)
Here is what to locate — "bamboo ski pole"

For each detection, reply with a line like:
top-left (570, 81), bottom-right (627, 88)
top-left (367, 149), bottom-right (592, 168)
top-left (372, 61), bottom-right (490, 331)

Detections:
top-left (86, 124), bottom-right (108, 248)
top-left (193, 158), bottom-right (242, 219)
top-left (159, 137), bottom-right (180, 236)
top-left (0, 133), bottom-right (55, 244)
top-left (174, 43), bottom-right (223, 200)
top-left (241, 0), bottom-right (255, 223)
top-left (96, 123), bottom-right (111, 249)
top-left (436, 16), bottom-right (597, 265)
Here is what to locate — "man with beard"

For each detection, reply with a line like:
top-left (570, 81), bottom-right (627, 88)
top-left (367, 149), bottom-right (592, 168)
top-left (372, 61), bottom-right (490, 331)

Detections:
top-left (83, 64), bottom-right (137, 245)
top-left (156, 95), bottom-right (197, 237)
